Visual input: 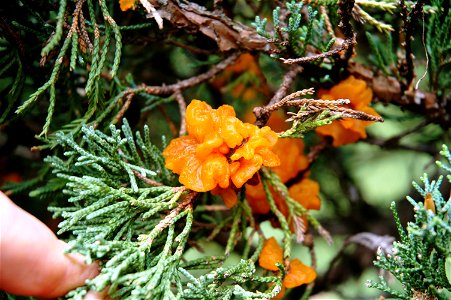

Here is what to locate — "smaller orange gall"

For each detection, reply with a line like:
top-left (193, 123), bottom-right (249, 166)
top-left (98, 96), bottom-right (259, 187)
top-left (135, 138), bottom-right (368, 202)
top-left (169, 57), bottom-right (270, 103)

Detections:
top-left (246, 177), bottom-right (321, 229)
top-left (259, 237), bottom-right (284, 271)
top-left (210, 53), bottom-right (271, 103)
top-left (119, 0), bottom-right (136, 11)
top-left (424, 193), bottom-right (436, 214)
top-left (259, 237), bottom-right (317, 294)
top-left (282, 259), bottom-right (317, 288)
top-left (289, 178), bottom-right (321, 211)
top-left (245, 112), bottom-right (314, 216)
top-left (315, 76), bottom-right (380, 147)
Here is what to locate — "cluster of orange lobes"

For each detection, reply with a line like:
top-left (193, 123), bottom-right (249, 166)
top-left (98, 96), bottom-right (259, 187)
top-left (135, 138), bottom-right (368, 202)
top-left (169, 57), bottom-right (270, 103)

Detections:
top-left (162, 100), bottom-right (280, 207)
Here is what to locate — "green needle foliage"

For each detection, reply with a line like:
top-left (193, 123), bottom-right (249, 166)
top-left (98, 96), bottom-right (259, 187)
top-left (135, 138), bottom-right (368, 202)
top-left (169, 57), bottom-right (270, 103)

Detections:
top-left (253, 1), bottom-right (335, 58)
top-left (40, 120), bottom-right (288, 299)
top-left (368, 145), bottom-right (451, 299)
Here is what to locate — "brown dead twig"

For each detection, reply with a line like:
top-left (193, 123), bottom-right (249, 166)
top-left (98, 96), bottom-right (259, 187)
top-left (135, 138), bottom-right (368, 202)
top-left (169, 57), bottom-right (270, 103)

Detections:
top-left (41, 0), bottom-right (91, 65)
top-left (286, 101), bottom-right (384, 124)
top-left (255, 85), bottom-right (383, 129)
top-left (299, 233), bottom-right (317, 297)
top-left (253, 65), bottom-right (303, 127)
top-left (141, 189), bottom-right (197, 246)
top-left (107, 52), bottom-right (240, 132)
top-left (113, 92), bottom-right (134, 124)
top-left (174, 90), bottom-right (187, 136)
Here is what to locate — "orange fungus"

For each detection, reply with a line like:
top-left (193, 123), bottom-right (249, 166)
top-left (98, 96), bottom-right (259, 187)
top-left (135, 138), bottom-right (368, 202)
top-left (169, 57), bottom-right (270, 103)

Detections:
top-left (119, 0), bottom-right (136, 11)
top-left (259, 237), bottom-right (317, 292)
top-left (315, 76), bottom-right (380, 147)
top-left (424, 193), bottom-right (436, 214)
top-left (259, 237), bottom-right (284, 271)
top-left (245, 112), bottom-right (321, 224)
top-left (282, 258), bottom-right (317, 288)
top-left (163, 100), bottom-right (280, 207)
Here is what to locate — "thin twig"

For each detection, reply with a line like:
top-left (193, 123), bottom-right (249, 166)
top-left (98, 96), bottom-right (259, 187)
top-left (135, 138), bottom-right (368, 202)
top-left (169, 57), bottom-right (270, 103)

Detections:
top-left (253, 65), bottom-right (303, 127)
top-left (196, 205), bottom-right (229, 211)
top-left (278, 88), bottom-right (315, 103)
top-left (280, 43), bottom-right (348, 64)
top-left (159, 105), bottom-right (178, 137)
top-left (281, 88), bottom-right (384, 123)
top-left (285, 98), bottom-right (350, 107)
top-left (148, 52), bottom-right (241, 93)
top-left (174, 89), bottom-right (187, 136)
top-left (133, 170), bottom-right (163, 186)
top-left (307, 139), bottom-right (328, 163)
top-left (136, 52), bottom-right (240, 95)
top-left (269, 66), bottom-right (304, 106)
top-left (330, 106), bottom-right (384, 122)
top-left (415, 8), bottom-right (428, 90)
top-left (167, 39), bottom-right (214, 55)
top-left (113, 92), bottom-right (134, 124)
top-left (281, 0), bottom-right (355, 65)
top-left (320, 5), bottom-right (335, 37)
top-left (96, 53), bottom-right (240, 127)
top-left (142, 190), bottom-right (196, 246)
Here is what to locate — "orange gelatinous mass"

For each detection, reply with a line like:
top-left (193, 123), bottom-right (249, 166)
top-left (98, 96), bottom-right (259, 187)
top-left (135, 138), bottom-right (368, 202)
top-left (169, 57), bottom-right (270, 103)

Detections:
top-left (315, 76), bottom-right (380, 147)
top-left (163, 100), bottom-right (280, 207)
top-left (259, 237), bottom-right (283, 271)
top-left (288, 178), bottom-right (321, 210)
top-left (119, 0), bottom-right (135, 11)
top-left (424, 193), bottom-right (436, 214)
top-left (258, 237), bottom-right (317, 292)
top-left (282, 258), bottom-right (317, 288)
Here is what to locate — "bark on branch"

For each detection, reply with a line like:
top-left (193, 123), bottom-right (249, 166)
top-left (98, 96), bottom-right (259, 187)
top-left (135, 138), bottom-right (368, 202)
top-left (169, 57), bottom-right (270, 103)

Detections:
top-left (149, 0), bottom-right (277, 53)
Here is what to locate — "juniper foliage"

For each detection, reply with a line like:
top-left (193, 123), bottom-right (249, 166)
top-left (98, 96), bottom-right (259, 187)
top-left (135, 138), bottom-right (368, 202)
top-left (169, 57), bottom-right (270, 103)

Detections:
top-left (368, 145), bottom-right (451, 299)
top-left (38, 120), bottom-right (294, 299)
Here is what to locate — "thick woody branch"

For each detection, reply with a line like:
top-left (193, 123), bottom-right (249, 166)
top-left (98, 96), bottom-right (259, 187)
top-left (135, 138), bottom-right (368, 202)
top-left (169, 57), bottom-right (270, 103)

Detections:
top-left (148, 0), bottom-right (277, 53)
top-left (348, 62), bottom-right (450, 127)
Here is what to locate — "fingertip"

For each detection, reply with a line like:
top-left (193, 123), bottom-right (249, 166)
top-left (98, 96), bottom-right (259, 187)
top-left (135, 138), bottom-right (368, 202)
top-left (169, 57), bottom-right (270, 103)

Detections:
top-left (43, 246), bottom-right (100, 298)
top-left (84, 288), bottom-right (113, 300)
